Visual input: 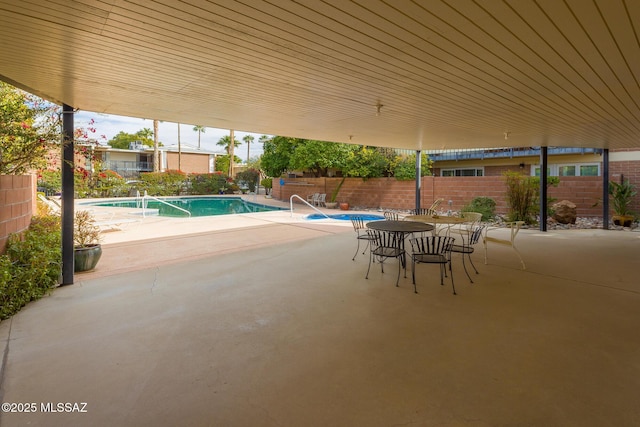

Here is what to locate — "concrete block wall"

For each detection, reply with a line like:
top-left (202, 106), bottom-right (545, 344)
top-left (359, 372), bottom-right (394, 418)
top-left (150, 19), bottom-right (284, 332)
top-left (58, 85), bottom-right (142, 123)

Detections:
top-left (0, 175), bottom-right (34, 254)
top-left (273, 175), bottom-right (611, 217)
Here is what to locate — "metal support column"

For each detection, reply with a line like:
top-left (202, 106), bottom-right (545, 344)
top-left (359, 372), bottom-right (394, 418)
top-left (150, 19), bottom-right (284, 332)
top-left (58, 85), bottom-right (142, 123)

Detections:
top-left (415, 150), bottom-right (421, 212)
top-left (602, 149), bottom-right (609, 230)
top-left (539, 146), bottom-right (548, 232)
top-left (61, 104), bottom-right (75, 285)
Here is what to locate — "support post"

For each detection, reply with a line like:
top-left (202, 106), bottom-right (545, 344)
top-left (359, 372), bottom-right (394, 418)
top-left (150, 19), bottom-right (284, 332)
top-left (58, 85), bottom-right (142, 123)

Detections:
top-left (415, 150), bottom-right (421, 212)
top-left (61, 104), bottom-right (75, 285)
top-left (539, 146), bottom-right (548, 232)
top-left (602, 149), bottom-right (609, 230)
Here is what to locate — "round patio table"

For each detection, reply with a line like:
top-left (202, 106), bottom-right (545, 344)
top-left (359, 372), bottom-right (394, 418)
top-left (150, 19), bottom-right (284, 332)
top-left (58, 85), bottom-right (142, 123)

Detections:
top-left (404, 214), bottom-right (467, 225)
top-left (366, 220), bottom-right (434, 234)
top-left (365, 220), bottom-right (434, 273)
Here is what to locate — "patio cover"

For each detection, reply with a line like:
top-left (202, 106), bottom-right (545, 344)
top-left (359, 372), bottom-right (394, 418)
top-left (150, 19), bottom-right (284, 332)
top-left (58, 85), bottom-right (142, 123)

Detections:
top-left (0, 0), bottom-right (639, 151)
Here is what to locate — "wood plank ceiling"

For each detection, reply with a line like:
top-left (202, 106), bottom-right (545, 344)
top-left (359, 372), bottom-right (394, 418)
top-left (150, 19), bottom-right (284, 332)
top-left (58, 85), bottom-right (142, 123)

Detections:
top-left (0, 0), bottom-right (639, 151)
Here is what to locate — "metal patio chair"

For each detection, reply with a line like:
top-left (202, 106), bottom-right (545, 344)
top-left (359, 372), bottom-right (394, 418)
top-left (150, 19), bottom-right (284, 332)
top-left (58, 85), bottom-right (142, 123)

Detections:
top-left (366, 229), bottom-right (406, 287)
top-left (408, 235), bottom-right (456, 294)
top-left (450, 224), bottom-right (485, 283)
top-left (350, 216), bottom-right (376, 261)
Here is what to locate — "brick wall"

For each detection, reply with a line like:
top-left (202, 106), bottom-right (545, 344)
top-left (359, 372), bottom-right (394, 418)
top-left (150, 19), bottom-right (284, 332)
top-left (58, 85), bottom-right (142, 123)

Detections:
top-left (0, 175), bottom-right (34, 254)
top-left (273, 175), bottom-right (615, 217)
top-left (166, 152), bottom-right (210, 174)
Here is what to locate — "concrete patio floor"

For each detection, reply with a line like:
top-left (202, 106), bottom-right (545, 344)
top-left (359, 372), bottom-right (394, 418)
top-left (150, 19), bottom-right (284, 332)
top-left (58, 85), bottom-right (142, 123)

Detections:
top-left (1, 202), bottom-right (639, 426)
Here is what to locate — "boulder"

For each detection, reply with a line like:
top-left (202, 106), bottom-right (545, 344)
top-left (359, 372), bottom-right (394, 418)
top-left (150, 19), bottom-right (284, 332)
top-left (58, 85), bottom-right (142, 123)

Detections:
top-left (552, 200), bottom-right (577, 224)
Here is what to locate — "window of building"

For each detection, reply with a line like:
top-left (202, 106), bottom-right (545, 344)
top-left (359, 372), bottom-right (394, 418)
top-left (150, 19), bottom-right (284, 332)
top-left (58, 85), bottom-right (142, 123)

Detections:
top-left (532, 163), bottom-right (600, 176)
top-left (441, 168), bottom-right (484, 177)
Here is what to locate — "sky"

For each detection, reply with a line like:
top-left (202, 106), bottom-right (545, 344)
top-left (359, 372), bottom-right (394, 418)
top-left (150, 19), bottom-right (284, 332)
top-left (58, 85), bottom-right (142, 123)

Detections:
top-left (75, 110), bottom-right (267, 161)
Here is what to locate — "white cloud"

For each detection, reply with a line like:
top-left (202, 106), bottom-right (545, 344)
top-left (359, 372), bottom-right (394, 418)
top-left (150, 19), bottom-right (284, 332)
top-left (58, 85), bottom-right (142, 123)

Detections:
top-left (75, 111), bottom-right (266, 160)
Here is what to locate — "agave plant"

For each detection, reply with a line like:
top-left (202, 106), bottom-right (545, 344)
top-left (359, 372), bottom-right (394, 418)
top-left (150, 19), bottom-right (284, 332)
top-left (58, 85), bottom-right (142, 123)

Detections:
top-left (609, 179), bottom-right (637, 217)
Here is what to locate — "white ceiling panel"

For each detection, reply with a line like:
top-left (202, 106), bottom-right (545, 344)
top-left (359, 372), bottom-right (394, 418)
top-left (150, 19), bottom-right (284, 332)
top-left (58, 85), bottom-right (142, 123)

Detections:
top-left (1, 0), bottom-right (639, 151)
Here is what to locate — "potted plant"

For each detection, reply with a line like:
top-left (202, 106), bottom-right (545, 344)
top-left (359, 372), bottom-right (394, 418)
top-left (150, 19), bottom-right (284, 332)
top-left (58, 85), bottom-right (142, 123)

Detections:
top-left (609, 179), bottom-right (637, 226)
top-left (74, 210), bottom-right (103, 272)
top-left (325, 176), bottom-right (346, 209)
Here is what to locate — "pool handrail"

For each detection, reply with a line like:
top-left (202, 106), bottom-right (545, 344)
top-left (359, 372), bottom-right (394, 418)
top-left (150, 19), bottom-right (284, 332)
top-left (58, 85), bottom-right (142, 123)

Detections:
top-left (290, 194), bottom-right (330, 218)
top-left (139, 191), bottom-right (191, 218)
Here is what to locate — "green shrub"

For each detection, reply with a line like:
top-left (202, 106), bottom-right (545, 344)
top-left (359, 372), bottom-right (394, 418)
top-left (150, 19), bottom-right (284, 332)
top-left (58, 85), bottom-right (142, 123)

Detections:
top-left (462, 197), bottom-right (496, 221)
top-left (503, 171), bottom-right (559, 224)
top-left (139, 170), bottom-right (188, 196)
top-left (37, 170), bottom-right (62, 195)
top-left (235, 169), bottom-right (260, 192)
top-left (189, 172), bottom-right (230, 194)
top-left (1, 215), bottom-right (61, 320)
top-left (261, 177), bottom-right (272, 195)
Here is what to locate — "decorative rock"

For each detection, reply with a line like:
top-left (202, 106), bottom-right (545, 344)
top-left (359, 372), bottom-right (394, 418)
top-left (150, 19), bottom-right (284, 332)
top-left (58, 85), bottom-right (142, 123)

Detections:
top-left (552, 200), bottom-right (577, 224)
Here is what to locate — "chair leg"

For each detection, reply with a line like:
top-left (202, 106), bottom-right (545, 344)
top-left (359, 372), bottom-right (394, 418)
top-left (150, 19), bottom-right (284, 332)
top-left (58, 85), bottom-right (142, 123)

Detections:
top-left (412, 259), bottom-right (418, 293)
top-left (352, 239), bottom-right (361, 261)
top-left (449, 263), bottom-right (457, 295)
top-left (513, 246), bottom-right (526, 270)
top-left (395, 258), bottom-right (401, 287)
top-left (365, 250), bottom-right (373, 279)
top-left (460, 252), bottom-right (473, 283)
top-left (467, 253), bottom-right (479, 274)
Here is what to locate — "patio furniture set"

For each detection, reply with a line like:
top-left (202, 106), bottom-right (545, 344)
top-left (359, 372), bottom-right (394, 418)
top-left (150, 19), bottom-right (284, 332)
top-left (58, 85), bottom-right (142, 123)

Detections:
top-left (350, 208), bottom-right (525, 295)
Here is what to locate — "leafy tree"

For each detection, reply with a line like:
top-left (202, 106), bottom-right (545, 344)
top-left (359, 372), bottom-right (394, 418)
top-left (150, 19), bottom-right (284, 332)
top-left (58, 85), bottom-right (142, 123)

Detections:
top-left (107, 128), bottom-right (157, 149)
top-left (343, 146), bottom-right (389, 179)
top-left (260, 136), bottom-right (295, 177)
top-left (215, 154), bottom-right (242, 175)
top-left (0, 82), bottom-right (60, 174)
top-left (393, 153), bottom-right (433, 181)
top-left (289, 139), bottom-right (353, 177)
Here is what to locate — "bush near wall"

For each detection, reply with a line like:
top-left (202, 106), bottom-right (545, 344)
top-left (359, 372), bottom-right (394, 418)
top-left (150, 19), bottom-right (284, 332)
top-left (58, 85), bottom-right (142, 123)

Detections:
top-left (0, 215), bottom-right (61, 320)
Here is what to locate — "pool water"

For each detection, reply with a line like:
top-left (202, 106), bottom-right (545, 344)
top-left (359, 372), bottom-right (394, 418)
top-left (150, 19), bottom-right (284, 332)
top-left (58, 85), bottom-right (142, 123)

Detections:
top-left (306, 213), bottom-right (384, 221)
top-left (85, 196), bottom-right (285, 217)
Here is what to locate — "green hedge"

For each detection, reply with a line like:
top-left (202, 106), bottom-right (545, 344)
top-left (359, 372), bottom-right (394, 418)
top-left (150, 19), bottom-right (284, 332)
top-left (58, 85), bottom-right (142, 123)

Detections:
top-left (0, 216), bottom-right (61, 320)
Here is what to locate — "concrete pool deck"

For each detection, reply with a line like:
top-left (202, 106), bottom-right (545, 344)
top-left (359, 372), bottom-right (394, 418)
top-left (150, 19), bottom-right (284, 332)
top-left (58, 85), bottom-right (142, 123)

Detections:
top-left (1, 197), bottom-right (640, 426)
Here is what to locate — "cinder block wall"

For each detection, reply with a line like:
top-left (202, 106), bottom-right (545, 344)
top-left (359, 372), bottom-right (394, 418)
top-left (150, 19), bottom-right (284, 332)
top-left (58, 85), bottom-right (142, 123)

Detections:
top-left (0, 175), bottom-right (34, 254)
top-left (273, 175), bottom-right (609, 217)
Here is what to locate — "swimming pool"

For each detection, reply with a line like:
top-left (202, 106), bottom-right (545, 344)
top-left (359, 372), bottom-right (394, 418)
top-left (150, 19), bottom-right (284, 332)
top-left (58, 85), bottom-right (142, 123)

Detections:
top-left (84, 196), bottom-right (286, 217)
top-left (306, 213), bottom-right (385, 221)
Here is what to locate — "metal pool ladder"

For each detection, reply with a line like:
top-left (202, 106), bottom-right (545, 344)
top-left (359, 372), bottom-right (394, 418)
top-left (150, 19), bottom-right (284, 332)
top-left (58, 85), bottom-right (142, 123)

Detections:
top-left (136, 190), bottom-right (192, 218)
top-left (290, 194), bottom-right (330, 218)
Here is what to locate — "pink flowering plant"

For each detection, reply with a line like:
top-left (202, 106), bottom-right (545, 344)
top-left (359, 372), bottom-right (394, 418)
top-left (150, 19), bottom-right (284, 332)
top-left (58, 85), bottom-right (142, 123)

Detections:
top-left (0, 82), bottom-right (61, 174)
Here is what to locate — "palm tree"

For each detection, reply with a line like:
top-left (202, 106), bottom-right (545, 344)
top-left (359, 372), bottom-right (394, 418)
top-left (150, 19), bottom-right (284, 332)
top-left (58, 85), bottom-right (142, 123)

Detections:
top-left (217, 132), bottom-right (241, 175)
top-left (243, 134), bottom-right (254, 163)
top-left (193, 125), bottom-right (205, 149)
top-left (216, 134), bottom-right (241, 154)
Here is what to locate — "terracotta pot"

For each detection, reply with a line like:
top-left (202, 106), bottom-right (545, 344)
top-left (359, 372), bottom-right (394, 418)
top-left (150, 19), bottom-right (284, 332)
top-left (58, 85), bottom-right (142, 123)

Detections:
top-left (612, 214), bottom-right (634, 227)
top-left (339, 202), bottom-right (350, 210)
top-left (74, 244), bottom-right (102, 272)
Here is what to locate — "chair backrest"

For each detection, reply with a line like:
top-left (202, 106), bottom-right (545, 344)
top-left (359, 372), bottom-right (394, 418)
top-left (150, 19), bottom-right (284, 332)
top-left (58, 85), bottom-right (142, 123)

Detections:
top-left (409, 235), bottom-right (454, 255)
top-left (317, 193), bottom-right (326, 203)
top-left (428, 198), bottom-right (444, 211)
top-left (350, 216), bottom-right (368, 231)
top-left (383, 211), bottom-right (399, 220)
top-left (414, 208), bottom-right (437, 216)
top-left (468, 225), bottom-right (485, 245)
top-left (369, 229), bottom-right (403, 250)
top-left (461, 211), bottom-right (482, 223)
